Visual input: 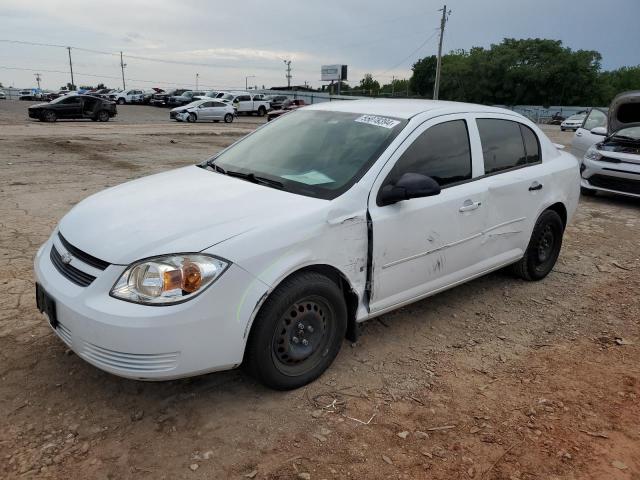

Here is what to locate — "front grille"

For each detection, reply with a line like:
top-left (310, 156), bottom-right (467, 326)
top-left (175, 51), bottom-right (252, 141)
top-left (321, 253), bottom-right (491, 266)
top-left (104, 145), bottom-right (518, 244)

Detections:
top-left (58, 233), bottom-right (109, 270)
top-left (50, 245), bottom-right (96, 287)
top-left (588, 174), bottom-right (640, 195)
top-left (82, 342), bottom-right (179, 373)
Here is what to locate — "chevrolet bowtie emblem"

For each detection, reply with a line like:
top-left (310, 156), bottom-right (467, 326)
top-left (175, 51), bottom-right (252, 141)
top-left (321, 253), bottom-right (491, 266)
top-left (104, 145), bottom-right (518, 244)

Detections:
top-left (60, 252), bottom-right (73, 264)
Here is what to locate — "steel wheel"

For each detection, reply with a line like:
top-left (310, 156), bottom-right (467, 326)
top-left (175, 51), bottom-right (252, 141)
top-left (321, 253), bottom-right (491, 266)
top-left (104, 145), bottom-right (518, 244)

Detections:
top-left (224, 113), bottom-right (233, 123)
top-left (271, 296), bottom-right (335, 377)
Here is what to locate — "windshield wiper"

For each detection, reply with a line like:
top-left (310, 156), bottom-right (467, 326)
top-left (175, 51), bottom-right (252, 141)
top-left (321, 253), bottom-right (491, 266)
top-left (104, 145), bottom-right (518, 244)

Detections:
top-left (225, 170), bottom-right (284, 189)
top-left (202, 158), bottom-right (226, 174)
top-left (611, 134), bottom-right (639, 142)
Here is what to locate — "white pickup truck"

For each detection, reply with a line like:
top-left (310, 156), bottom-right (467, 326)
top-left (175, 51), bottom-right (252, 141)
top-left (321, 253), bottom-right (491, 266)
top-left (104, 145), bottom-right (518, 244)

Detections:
top-left (108, 89), bottom-right (144, 105)
top-left (231, 92), bottom-right (271, 116)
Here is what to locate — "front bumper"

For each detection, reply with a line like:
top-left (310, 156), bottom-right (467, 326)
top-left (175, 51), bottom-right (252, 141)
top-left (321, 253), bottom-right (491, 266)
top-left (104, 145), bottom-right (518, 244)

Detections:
top-left (34, 232), bottom-right (269, 380)
top-left (581, 156), bottom-right (640, 198)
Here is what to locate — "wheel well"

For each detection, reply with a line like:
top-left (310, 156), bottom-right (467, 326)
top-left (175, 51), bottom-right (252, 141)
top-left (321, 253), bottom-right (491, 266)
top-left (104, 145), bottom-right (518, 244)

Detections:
top-left (267, 265), bottom-right (359, 343)
top-left (546, 202), bottom-right (567, 228)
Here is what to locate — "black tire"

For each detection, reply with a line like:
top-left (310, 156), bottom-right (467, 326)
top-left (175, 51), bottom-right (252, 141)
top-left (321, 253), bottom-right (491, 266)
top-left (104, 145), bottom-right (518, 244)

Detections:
top-left (43, 110), bottom-right (57, 122)
top-left (257, 106), bottom-right (266, 117)
top-left (117, 98), bottom-right (125, 105)
top-left (511, 210), bottom-right (564, 281)
top-left (224, 113), bottom-right (233, 123)
top-left (97, 110), bottom-right (110, 122)
top-left (244, 272), bottom-right (347, 390)
top-left (580, 186), bottom-right (597, 197)
top-left (187, 112), bottom-right (197, 123)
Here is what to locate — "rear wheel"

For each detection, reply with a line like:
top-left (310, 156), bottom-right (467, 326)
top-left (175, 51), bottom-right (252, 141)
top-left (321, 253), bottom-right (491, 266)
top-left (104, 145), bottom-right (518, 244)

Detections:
top-left (224, 113), bottom-right (233, 123)
top-left (257, 106), bottom-right (266, 117)
top-left (43, 110), bottom-right (57, 122)
top-left (580, 186), bottom-right (597, 197)
top-left (187, 113), bottom-right (197, 123)
top-left (511, 210), bottom-right (564, 281)
top-left (97, 110), bottom-right (110, 122)
top-left (245, 272), bottom-right (347, 390)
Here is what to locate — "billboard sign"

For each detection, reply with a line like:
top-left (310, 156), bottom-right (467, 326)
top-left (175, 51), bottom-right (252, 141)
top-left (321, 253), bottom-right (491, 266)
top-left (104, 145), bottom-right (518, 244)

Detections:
top-left (321, 65), bottom-right (348, 81)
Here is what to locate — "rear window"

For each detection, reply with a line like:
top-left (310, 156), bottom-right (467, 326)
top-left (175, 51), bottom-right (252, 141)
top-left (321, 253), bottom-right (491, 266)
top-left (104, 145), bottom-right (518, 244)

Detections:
top-left (477, 119), bottom-right (529, 174)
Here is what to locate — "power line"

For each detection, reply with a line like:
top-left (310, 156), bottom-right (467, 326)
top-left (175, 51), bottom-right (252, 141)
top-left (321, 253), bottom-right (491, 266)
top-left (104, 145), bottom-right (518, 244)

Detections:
top-left (377, 28), bottom-right (440, 78)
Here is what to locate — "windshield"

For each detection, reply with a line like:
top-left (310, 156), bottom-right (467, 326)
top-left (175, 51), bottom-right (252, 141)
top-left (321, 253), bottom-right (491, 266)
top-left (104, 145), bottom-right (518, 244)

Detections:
top-left (49, 95), bottom-right (75, 104)
top-left (209, 110), bottom-right (406, 199)
top-left (612, 126), bottom-right (640, 141)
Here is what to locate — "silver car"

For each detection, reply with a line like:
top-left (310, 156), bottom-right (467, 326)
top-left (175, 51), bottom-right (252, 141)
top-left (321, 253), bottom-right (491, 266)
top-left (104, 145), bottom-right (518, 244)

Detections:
top-left (580, 91), bottom-right (640, 198)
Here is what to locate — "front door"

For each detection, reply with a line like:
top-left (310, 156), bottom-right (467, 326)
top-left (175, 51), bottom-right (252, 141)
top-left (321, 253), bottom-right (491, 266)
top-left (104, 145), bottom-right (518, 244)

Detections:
top-left (58, 96), bottom-right (83, 118)
top-left (572, 108), bottom-right (608, 158)
top-left (368, 115), bottom-right (488, 314)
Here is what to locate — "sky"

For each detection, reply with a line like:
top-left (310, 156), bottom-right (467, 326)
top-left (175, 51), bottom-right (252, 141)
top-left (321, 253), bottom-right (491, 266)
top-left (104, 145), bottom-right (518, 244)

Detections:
top-left (1, 0), bottom-right (639, 91)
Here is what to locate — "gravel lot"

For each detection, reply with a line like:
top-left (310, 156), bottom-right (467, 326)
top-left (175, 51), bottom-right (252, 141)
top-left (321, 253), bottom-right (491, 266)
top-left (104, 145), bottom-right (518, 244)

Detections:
top-left (1, 99), bottom-right (639, 480)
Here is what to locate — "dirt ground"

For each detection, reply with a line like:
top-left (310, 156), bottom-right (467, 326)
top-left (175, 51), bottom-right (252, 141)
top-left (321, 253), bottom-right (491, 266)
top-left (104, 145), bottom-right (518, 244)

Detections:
top-left (1, 100), bottom-right (639, 480)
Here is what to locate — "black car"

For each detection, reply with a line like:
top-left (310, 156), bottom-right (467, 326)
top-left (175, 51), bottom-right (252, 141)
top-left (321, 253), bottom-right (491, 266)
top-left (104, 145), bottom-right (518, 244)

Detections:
top-left (28, 95), bottom-right (117, 122)
top-left (150, 88), bottom-right (189, 107)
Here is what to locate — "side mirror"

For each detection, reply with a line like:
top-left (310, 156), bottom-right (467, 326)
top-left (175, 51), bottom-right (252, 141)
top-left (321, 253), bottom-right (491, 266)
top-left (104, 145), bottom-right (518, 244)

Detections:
top-left (379, 172), bottom-right (441, 206)
top-left (590, 126), bottom-right (607, 136)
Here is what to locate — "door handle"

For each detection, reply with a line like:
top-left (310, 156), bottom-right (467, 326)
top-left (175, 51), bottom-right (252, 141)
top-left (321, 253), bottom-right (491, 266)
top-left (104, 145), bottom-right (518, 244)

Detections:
top-left (459, 200), bottom-right (481, 212)
top-left (576, 131), bottom-right (583, 137)
top-left (529, 181), bottom-right (543, 191)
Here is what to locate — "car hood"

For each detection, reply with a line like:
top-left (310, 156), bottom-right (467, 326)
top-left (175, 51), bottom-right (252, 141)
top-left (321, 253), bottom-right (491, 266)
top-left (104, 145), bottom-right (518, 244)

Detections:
top-left (608, 90), bottom-right (640, 135)
top-left (58, 166), bottom-right (325, 265)
top-left (29, 103), bottom-right (49, 109)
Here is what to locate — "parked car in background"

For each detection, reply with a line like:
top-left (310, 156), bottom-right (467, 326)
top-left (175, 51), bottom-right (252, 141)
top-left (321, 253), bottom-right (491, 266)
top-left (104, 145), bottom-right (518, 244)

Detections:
top-left (142, 88), bottom-right (164, 104)
top-left (28, 95), bottom-right (117, 122)
top-left (19, 89), bottom-right (43, 101)
top-left (560, 113), bottom-right (587, 131)
top-left (264, 95), bottom-right (288, 110)
top-left (108, 89), bottom-right (144, 105)
top-left (150, 88), bottom-right (188, 106)
top-left (579, 91), bottom-right (640, 198)
top-left (34, 99), bottom-right (579, 389)
top-left (194, 91), bottom-right (227, 101)
top-left (267, 99), bottom-right (306, 121)
top-left (570, 107), bottom-right (608, 159)
top-left (168, 90), bottom-right (207, 107)
top-left (0, 90), bottom-right (6, 100)
top-left (548, 112), bottom-right (566, 125)
top-left (231, 92), bottom-right (271, 116)
top-left (170, 99), bottom-right (235, 123)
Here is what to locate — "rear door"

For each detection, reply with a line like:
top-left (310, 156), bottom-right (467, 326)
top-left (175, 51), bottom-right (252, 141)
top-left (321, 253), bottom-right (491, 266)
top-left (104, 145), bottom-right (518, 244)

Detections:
top-left (58, 96), bottom-right (83, 118)
top-left (368, 115), bottom-right (489, 313)
top-left (572, 108), bottom-right (608, 158)
top-left (475, 116), bottom-right (547, 263)
top-left (209, 101), bottom-right (228, 119)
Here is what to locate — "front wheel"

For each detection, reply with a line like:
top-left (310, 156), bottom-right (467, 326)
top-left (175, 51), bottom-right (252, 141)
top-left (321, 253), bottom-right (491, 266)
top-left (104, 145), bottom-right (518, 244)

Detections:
top-left (244, 272), bottom-right (347, 390)
top-left (511, 210), bottom-right (564, 281)
top-left (97, 110), bottom-right (110, 122)
top-left (224, 113), bottom-right (233, 123)
top-left (187, 112), bottom-right (197, 123)
top-left (117, 98), bottom-right (125, 105)
top-left (43, 110), bottom-right (57, 122)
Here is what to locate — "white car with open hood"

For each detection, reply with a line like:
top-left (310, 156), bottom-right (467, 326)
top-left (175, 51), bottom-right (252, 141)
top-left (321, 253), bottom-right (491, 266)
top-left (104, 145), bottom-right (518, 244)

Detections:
top-left (579, 91), bottom-right (640, 198)
top-left (34, 99), bottom-right (580, 389)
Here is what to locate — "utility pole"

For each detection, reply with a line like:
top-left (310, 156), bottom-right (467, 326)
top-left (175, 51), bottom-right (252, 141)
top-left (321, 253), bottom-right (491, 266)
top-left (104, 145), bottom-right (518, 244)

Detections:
top-left (391, 75), bottom-right (395, 97)
top-left (67, 47), bottom-right (75, 90)
top-left (34, 73), bottom-right (42, 90)
top-left (284, 60), bottom-right (292, 88)
top-left (433, 5), bottom-right (451, 100)
top-left (120, 51), bottom-right (126, 89)
top-left (195, 73), bottom-right (199, 90)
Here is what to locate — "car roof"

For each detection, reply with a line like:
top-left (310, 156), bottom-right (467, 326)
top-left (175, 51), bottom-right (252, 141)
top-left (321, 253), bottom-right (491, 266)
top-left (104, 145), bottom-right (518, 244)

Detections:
top-left (305, 99), bottom-right (518, 120)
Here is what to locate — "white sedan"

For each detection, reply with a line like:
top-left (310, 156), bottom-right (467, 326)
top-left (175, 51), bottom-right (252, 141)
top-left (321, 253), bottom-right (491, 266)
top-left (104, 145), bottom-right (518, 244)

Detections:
top-left (34, 100), bottom-right (580, 389)
top-left (170, 99), bottom-right (235, 123)
top-left (560, 113), bottom-right (586, 131)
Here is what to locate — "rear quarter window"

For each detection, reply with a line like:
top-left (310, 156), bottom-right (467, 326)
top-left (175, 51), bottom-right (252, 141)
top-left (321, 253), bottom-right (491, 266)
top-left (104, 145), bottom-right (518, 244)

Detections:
top-left (476, 119), bottom-right (530, 174)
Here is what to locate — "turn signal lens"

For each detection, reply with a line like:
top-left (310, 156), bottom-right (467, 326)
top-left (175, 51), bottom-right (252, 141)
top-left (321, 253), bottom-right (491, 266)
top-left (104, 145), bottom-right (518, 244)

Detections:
top-left (110, 254), bottom-right (229, 305)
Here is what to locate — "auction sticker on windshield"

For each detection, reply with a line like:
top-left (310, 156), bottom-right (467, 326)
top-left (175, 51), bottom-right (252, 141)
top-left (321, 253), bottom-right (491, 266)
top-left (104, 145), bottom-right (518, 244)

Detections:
top-left (282, 170), bottom-right (334, 185)
top-left (355, 115), bottom-right (400, 129)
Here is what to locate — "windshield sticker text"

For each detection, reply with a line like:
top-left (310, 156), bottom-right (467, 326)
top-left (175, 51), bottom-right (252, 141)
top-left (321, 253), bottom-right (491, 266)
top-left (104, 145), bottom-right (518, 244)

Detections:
top-left (355, 115), bottom-right (400, 129)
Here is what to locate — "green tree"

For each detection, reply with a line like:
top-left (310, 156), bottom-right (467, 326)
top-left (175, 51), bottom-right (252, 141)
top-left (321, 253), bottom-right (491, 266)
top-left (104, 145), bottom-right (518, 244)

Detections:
top-left (359, 73), bottom-right (380, 95)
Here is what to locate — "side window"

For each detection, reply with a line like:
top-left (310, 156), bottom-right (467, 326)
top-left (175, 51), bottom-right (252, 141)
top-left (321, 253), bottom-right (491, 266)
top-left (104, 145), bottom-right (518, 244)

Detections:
top-left (477, 119), bottom-right (527, 174)
top-left (212, 102), bottom-right (226, 107)
top-left (583, 109), bottom-right (607, 130)
top-left (520, 125), bottom-right (541, 164)
top-left (385, 120), bottom-right (472, 188)
top-left (237, 95), bottom-right (250, 101)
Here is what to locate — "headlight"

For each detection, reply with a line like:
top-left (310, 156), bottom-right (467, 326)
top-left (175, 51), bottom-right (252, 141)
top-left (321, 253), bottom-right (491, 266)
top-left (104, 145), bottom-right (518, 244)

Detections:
top-left (110, 254), bottom-right (229, 305)
top-left (584, 146), bottom-right (602, 162)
